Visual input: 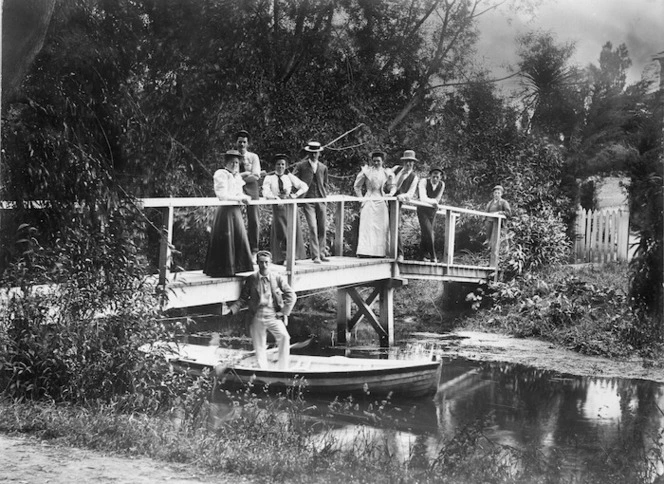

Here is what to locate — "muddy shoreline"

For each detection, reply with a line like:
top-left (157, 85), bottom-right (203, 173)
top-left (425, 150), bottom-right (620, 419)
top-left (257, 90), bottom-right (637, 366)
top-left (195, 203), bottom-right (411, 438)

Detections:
top-left (427, 330), bottom-right (664, 383)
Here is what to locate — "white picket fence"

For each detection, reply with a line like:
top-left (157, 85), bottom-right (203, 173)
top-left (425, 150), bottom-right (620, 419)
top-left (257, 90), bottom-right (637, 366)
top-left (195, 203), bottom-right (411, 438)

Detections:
top-left (574, 208), bottom-right (630, 263)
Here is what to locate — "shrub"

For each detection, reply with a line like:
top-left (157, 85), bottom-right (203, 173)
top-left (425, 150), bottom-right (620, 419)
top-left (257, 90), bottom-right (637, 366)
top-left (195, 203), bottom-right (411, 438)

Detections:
top-left (465, 265), bottom-right (661, 358)
top-left (0, 213), bottom-right (191, 412)
top-left (501, 208), bottom-right (572, 278)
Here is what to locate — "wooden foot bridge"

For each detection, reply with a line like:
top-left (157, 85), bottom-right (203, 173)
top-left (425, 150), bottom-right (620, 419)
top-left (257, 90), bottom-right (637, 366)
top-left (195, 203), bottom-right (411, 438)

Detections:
top-left (143, 196), bottom-right (505, 347)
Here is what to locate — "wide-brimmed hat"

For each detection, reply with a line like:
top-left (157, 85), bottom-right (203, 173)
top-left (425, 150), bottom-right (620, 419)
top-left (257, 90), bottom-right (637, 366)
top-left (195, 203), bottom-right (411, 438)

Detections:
top-left (429, 167), bottom-right (443, 175)
top-left (492, 185), bottom-right (504, 193)
top-left (273, 153), bottom-right (289, 163)
top-left (370, 150), bottom-right (387, 160)
top-left (223, 149), bottom-right (243, 161)
top-left (303, 141), bottom-right (323, 152)
top-left (400, 150), bottom-right (418, 162)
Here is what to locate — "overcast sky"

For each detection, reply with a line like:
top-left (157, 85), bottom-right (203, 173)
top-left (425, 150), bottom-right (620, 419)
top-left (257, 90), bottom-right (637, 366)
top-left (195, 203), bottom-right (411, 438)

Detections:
top-left (474, 0), bottom-right (664, 93)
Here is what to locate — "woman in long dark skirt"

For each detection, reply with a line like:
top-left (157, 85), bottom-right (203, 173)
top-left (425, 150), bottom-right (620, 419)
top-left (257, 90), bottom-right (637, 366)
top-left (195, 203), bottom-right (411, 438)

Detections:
top-left (203, 150), bottom-right (255, 277)
top-left (262, 154), bottom-right (309, 264)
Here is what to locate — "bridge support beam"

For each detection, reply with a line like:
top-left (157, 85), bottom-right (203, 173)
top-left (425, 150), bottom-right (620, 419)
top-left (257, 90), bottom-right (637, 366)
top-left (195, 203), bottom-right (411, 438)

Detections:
top-left (335, 278), bottom-right (405, 347)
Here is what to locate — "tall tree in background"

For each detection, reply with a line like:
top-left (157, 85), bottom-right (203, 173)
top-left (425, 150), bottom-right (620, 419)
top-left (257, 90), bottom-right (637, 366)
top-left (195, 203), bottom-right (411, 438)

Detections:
top-left (575, 42), bottom-right (637, 175)
top-left (517, 30), bottom-right (584, 146)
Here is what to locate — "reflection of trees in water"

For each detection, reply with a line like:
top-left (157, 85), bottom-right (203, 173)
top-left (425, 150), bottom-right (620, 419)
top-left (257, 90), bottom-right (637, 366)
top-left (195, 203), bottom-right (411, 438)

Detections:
top-left (209, 361), bottom-right (664, 480)
top-left (434, 360), bottom-right (664, 481)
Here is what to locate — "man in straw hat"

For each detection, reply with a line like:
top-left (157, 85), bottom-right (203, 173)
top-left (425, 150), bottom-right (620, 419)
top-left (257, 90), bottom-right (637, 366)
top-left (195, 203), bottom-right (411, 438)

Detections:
top-left (291, 141), bottom-right (330, 264)
top-left (417, 166), bottom-right (445, 262)
top-left (390, 150), bottom-right (421, 262)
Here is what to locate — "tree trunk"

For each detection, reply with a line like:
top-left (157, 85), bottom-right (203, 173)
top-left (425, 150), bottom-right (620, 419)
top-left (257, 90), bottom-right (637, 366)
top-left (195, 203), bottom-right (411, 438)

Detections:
top-left (2, 0), bottom-right (56, 105)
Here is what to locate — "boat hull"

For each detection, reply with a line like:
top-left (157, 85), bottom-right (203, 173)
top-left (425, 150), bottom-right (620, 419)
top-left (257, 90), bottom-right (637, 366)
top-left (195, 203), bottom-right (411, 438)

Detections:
top-left (171, 346), bottom-right (441, 398)
top-left (220, 360), bottom-right (441, 398)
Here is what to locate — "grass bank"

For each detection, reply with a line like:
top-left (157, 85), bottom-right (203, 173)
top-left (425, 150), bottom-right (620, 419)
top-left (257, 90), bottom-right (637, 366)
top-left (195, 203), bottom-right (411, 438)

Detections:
top-left (0, 394), bottom-right (529, 483)
top-left (3, 390), bottom-right (659, 484)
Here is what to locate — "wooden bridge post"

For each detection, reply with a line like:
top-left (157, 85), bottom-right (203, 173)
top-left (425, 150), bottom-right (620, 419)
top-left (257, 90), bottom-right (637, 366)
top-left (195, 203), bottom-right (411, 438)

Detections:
top-left (442, 210), bottom-right (458, 265)
top-left (489, 216), bottom-right (502, 280)
top-left (158, 205), bottom-right (174, 286)
top-left (336, 288), bottom-right (351, 345)
top-left (334, 200), bottom-right (345, 256)
top-left (285, 202), bottom-right (297, 285)
top-left (387, 199), bottom-right (399, 260)
top-left (379, 282), bottom-right (394, 347)
top-left (336, 281), bottom-right (402, 348)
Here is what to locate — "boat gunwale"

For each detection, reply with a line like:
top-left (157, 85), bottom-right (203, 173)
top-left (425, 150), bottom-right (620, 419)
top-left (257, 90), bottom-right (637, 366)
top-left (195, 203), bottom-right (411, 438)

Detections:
top-left (229, 361), bottom-right (441, 379)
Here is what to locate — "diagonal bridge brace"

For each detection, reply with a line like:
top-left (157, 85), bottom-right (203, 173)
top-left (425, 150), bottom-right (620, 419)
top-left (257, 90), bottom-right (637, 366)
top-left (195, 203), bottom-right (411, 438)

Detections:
top-left (335, 278), bottom-right (406, 348)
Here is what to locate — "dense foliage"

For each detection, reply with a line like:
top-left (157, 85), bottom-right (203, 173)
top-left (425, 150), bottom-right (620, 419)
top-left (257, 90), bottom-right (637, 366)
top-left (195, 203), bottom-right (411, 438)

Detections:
top-left (0, 205), bottom-right (196, 411)
top-left (466, 263), bottom-right (662, 359)
top-left (0, 0), bottom-right (661, 407)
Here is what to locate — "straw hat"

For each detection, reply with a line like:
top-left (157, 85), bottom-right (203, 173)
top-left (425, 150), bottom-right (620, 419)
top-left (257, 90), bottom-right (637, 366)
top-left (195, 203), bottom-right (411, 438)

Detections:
top-left (303, 141), bottom-right (323, 152)
top-left (400, 150), bottom-right (418, 162)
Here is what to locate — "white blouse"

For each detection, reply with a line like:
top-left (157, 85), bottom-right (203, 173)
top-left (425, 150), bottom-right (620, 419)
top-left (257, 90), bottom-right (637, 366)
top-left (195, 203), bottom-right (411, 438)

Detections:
top-left (213, 168), bottom-right (247, 201)
top-left (262, 173), bottom-right (308, 199)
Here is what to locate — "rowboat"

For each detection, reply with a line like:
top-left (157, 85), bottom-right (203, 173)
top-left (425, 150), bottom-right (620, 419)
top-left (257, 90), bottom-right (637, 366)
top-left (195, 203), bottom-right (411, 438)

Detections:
top-left (169, 342), bottom-right (442, 398)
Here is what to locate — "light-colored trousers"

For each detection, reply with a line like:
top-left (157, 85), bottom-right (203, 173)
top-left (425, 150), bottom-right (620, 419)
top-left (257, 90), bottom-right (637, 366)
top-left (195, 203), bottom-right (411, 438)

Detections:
top-left (250, 307), bottom-right (290, 369)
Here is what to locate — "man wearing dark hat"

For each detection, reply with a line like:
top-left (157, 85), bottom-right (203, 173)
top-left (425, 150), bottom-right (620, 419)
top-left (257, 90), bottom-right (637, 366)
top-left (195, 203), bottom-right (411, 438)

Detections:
top-left (416, 166), bottom-right (445, 262)
top-left (262, 154), bottom-right (309, 264)
top-left (390, 150), bottom-right (421, 262)
top-left (236, 130), bottom-right (262, 258)
top-left (291, 141), bottom-right (330, 264)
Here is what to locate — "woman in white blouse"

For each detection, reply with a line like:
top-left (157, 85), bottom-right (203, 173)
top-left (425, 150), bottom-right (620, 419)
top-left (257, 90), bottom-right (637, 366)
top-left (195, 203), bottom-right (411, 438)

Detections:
top-left (262, 154), bottom-right (308, 264)
top-left (203, 150), bottom-right (255, 277)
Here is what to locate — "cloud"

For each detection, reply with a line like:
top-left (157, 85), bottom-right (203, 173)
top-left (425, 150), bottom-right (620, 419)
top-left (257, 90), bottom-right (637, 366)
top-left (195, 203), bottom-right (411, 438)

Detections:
top-left (475, 0), bottom-right (664, 85)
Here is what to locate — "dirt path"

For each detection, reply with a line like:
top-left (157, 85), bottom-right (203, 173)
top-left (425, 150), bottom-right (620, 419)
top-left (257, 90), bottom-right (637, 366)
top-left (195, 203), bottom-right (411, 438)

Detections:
top-left (431, 330), bottom-right (664, 383)
top-left (0, 434), bottom-right (248, 484)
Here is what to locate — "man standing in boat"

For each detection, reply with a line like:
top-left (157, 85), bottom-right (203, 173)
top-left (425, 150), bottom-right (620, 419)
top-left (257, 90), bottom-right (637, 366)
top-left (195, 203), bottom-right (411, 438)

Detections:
top-left (227, 250), bottom-right (296, 370)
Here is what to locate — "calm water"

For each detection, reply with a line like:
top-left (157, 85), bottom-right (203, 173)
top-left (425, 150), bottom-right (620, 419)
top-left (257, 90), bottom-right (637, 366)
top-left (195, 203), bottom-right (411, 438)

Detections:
top-left (211, 348), bottom-right (664, 482)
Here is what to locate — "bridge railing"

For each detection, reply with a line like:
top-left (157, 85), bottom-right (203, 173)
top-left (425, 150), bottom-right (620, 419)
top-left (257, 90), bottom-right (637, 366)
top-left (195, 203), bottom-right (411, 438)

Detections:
top-left (138, 196), bottom-right (504, 285)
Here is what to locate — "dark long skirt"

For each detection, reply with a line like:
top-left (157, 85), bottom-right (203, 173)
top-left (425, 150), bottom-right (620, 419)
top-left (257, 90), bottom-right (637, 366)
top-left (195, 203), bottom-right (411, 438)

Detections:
top-left (271, 205), bottom-right (306, 264)
top-left (204, 206), bottom-right (254, 277)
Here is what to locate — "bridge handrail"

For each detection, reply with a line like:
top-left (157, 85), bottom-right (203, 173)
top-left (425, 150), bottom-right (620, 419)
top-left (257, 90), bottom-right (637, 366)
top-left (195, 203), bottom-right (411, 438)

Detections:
top-left (137, 196), bottom-right (504, 220)
top-left (2, 196), bottom-right (503, 285)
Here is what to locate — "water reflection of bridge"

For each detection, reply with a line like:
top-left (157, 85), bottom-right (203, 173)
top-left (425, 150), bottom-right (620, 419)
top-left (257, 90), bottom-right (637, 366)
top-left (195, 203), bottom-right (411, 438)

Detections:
top-left (142, 196), bottom-right (505, 346)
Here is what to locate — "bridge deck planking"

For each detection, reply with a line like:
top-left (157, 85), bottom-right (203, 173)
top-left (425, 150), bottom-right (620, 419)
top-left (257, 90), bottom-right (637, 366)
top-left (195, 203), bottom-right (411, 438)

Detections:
top-left (158, 256), bottom-right (494, 309)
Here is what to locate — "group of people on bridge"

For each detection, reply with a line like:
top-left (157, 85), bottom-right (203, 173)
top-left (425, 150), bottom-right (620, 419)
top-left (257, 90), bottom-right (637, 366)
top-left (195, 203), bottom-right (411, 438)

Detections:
top-left (204, 130), bottom-right (511, 370)
top-left (203, 130), bottom-right (511, 279)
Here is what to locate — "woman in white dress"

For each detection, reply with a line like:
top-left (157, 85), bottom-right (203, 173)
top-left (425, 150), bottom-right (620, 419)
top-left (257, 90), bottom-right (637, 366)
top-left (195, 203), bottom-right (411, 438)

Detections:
top-left (353, 150), bottom-right (395, 257)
